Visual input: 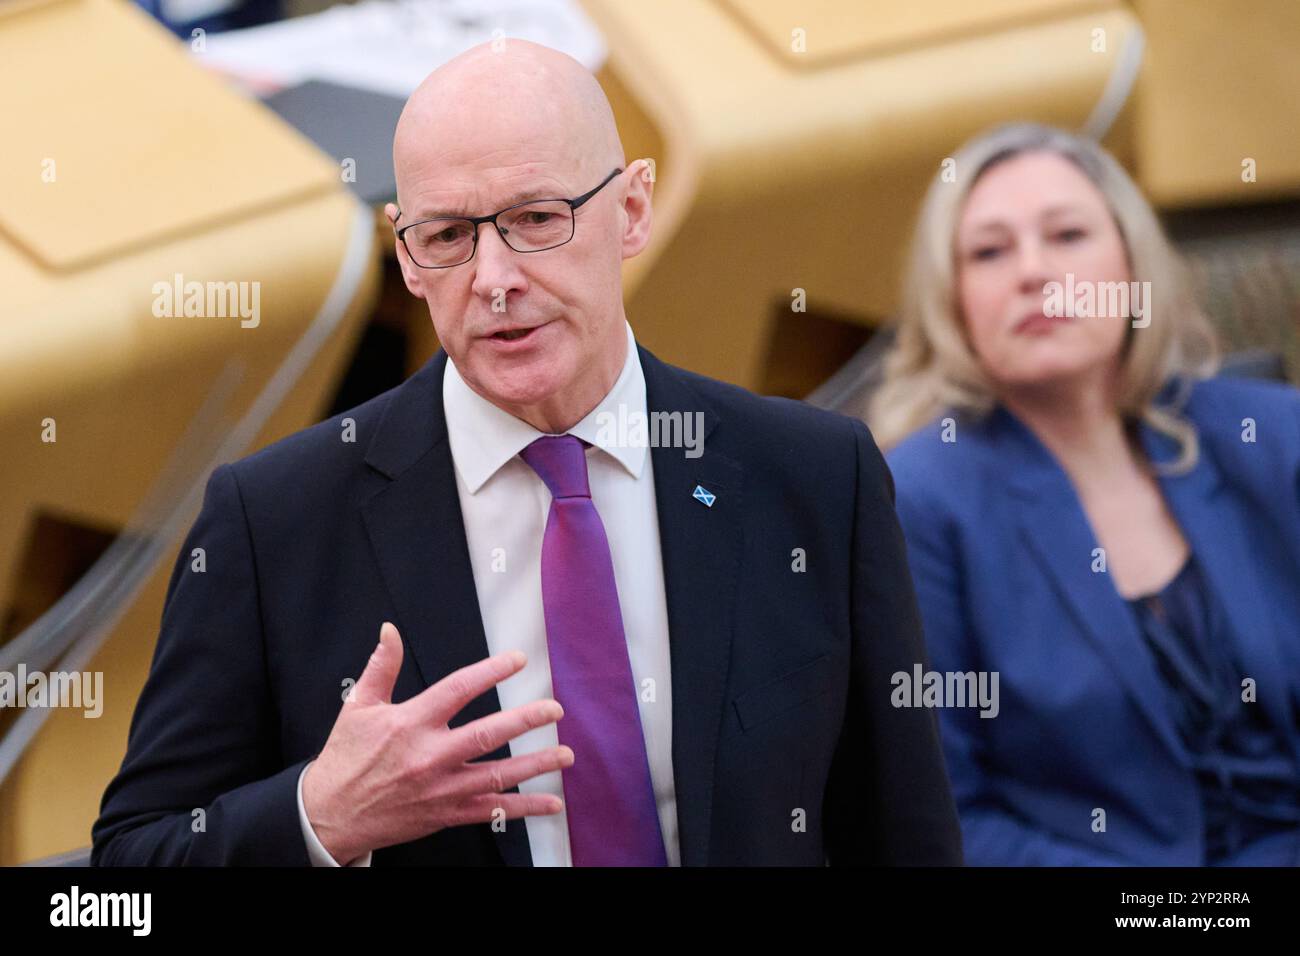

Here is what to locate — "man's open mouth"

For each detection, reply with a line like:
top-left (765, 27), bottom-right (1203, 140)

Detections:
top-left (490, 326), bottom-right (539, 341)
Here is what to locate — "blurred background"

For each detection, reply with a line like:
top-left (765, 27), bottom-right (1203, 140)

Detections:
top-left (1, 0), bottom-right (1297, 865)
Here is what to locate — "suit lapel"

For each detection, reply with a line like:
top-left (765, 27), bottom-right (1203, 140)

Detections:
top-left (359, 351), bottom-right (533, 867)
top-left (639, 346), bottom-right (744, 867)
top-left (994, 410), bottom-right (1189, 767)
top-left (1141, 424), bottom-right (1295, 748)
top-left (356, 345), bottom-right (746, 866)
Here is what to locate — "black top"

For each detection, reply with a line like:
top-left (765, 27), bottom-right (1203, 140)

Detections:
top-left (1128, 555), bottom-right (1300, 864)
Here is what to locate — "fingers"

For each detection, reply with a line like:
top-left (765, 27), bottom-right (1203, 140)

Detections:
top-left (411, 650), bottom-right (529, 727)
top-left (440, 791), bottom-right (565, 829)
top-left (443, 745), bottom-right (575, 800)
top-left (443, 699), bottom-right (564, 764)
top-left (349, 622), bottom-right (404, 706)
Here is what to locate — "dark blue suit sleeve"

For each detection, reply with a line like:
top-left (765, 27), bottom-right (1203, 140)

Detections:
top-left (91, 463), bottom-right (312, 866)
top-left (822, 420), bottom-right (963, 864)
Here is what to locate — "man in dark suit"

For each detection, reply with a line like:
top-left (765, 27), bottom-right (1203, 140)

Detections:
top-left (92, 39), bottom-right (960, 866)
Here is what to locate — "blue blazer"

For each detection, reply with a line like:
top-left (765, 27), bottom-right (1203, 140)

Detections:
top-left (887, 375), bottom-right (1300, 866)
top-left (92, 345), bottom-right (961, 866)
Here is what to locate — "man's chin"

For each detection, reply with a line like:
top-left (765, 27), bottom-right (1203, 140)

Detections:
top-left (470, 364), bottom-right (567, 416)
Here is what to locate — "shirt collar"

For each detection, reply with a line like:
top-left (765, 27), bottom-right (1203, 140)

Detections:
top-left (443, 320), bottom-right (648, 494)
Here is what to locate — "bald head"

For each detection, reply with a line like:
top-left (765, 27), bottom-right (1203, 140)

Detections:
top-left (394, 40), bottom-right (624, 207)
top-left (388, 40), bottom-right (654, 437)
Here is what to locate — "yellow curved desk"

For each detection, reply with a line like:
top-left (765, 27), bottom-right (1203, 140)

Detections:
top-left (582, 0), bottom-right (1142, 392)
top-left (0, 0), bottom-right (380, 863)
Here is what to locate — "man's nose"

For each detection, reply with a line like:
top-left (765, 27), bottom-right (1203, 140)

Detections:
top-left (471, 221), bottom-right (528, 301)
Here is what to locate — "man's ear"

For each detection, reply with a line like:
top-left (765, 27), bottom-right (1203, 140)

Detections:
top-left (620, 160), bottom-right (654, 260)
top-left (386, 202), bottom-right (424, 297)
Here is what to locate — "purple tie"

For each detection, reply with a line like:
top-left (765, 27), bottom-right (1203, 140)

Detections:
top-left (519, 434), bottom-right (667, 867)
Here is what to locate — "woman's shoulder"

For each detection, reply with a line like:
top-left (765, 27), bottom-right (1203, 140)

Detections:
top-left (1180, 374), bottom-right (1300, 454)
top-left (885, 414), bottom-right (960, 489)
top-left (1182, 373), bottom-right (1300, 420)
top-left (883, 410), bottom-right (1004, 524)
top-left (885, 408), bottom-right (1012, 475)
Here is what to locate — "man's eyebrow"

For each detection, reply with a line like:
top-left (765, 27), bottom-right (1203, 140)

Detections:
top-left (416, 186), bottom-right (563, 220)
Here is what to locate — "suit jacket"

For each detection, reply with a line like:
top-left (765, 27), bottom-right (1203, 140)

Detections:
top-left (92, 345), bottom-right (961, 866)
top-left (887, 375), bottom-right (1300, 866)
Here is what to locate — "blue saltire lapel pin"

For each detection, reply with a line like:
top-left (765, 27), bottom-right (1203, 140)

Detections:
top-left (692, 485), bottom-right (716, 508)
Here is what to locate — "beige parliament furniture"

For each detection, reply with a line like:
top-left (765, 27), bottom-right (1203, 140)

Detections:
top-left (0, 0), bottom-right (380, 864)
top-left (579, 0), bottom-right (1300, 396)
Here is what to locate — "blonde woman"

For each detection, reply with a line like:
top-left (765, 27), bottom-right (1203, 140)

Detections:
top-left (871, 122), bottom-right (1300, 866)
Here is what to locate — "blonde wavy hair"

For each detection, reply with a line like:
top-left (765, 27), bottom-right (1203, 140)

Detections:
top-left (866, 122), bottom-right (1220, 472)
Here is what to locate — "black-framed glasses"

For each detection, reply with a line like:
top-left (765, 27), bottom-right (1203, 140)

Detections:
top-left (395, 168), bottom-right (623, 269)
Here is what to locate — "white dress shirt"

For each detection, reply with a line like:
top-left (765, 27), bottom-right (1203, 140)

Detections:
top-left (298, 321), bottom-right (681, 866)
